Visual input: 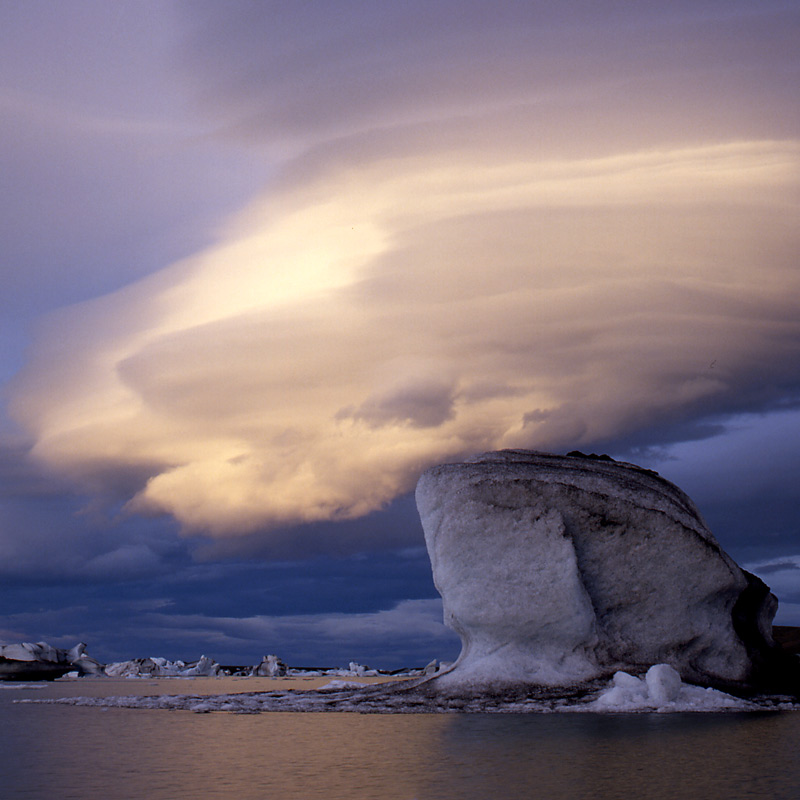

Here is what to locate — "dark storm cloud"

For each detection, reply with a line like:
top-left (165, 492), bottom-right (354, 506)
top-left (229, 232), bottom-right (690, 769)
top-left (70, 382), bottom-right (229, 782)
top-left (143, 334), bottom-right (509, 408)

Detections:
top-left (133, 597), bottom-right (458, 668)
top-left (0, 435), bottom-right (187, 582)
top-left (0, 548), bottom-right (454, 667)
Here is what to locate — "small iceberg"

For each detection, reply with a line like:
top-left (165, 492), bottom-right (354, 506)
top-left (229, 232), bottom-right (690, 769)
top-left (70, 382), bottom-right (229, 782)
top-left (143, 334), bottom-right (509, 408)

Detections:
top-left (587, 665), bottom-right (754, 712)
top-left (103, 655), bottom-right (221, 678)
top-left (0, 641), bottom-right (102, 681)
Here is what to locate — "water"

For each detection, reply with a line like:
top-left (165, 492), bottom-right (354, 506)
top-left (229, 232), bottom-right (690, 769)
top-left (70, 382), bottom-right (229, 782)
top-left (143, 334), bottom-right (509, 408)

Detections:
top-left (2, 678), bottom-right (799, 799)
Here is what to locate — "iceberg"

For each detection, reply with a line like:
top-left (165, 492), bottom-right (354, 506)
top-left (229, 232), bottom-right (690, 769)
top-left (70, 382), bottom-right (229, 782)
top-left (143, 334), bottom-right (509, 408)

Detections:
top-left (10, 451), bottom-right (799, 714)
top-left (252, 654), bottom-right (287, 677)
top-left (103, 655), bottom-right (221, 677)
top-left (416, 450), bottom-right (800, 694)
top-left (0, 641), bottom-right (101, 681)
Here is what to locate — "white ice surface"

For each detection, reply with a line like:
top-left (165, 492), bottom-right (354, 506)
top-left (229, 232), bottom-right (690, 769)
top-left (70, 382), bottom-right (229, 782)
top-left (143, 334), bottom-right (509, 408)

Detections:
top-left (587, 665), bottom-right (754, 712)
top-left (320, 680), bottom-right (369, 690)
top-left (0, 642), bottom-right (62, 662)
top-left (0, 683), bottom-right (47, 690)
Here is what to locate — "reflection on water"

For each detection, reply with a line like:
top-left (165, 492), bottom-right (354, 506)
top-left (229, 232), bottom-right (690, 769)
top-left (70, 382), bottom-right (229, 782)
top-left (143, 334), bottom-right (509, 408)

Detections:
top-left (438, 713), bottom-right (799, 799)
top-left (1, 679), bottom-right (799, 799)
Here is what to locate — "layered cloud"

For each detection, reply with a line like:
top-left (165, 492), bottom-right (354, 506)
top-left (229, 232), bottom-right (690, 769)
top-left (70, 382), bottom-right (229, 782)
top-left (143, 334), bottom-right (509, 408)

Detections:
top-left (8, 1), bottom-right (800, 542)
top-left (11, 138), bottom-right (799, 536)
top-left (180, 0), bottom-right (799, 153)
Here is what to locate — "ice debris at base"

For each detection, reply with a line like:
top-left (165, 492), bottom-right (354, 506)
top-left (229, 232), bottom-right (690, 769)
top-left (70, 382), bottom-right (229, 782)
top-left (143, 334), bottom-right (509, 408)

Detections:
top-left (19, 665), bottom-right (798, 714)
top-left (587, 665), bottom-right (755, 712)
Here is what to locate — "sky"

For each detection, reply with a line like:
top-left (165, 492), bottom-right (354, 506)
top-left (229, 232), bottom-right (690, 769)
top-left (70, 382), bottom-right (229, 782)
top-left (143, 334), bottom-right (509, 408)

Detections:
top-left (0, 0), bottom-right (798, 668)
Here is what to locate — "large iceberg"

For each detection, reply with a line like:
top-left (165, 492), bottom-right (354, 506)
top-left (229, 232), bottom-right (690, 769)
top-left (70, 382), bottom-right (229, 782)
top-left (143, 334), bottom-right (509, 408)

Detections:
top-left (416, 450), bottom-right (799, 694)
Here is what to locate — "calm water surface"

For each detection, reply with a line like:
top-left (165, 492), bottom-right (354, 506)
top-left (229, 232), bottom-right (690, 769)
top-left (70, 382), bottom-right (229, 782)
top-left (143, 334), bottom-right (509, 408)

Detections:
top-left (1, 678), bottom-right (798, 799)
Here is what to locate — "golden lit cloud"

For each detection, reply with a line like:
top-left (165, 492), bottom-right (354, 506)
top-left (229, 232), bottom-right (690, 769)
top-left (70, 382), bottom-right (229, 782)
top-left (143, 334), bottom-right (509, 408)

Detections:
top-left (11, 139), bottom-right (800, 536)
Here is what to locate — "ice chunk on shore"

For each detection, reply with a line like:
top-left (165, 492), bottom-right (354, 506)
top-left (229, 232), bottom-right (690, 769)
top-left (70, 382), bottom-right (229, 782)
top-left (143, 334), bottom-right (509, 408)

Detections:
top-left (67, 643), bottom-right (104, 675)
top-left (182, 655), bottom-right (221, 677)
top-left (253, 654), bottom-right (287, 677)
top-left (345, 661), bottom-right (379, 677)
top-left (646, 663), bottom-right (682, 704)
top-left (589, 665), bottom-right (752, 711)
top-left (0, 641), bottom-right (101, 680)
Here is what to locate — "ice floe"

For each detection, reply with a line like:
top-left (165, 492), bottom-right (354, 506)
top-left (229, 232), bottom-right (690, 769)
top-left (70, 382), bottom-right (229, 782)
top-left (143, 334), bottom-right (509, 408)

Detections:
top-left (18, 664), bottom-right (799, 714)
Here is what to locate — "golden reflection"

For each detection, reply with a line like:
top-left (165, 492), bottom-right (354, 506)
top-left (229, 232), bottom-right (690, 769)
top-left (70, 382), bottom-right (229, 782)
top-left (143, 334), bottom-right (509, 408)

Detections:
top-left (7, 679), bottom-right (799, 799)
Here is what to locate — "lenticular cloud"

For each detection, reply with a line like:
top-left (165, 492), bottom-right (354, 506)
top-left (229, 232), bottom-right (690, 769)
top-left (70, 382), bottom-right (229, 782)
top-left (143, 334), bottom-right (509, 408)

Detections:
top-left (10, 137), bottom-right (800, 538)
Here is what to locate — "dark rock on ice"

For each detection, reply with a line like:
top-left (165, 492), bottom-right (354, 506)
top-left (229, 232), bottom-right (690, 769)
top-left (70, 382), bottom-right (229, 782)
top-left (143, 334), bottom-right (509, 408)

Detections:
top-left (415, 450), bottom-right (799, 694)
